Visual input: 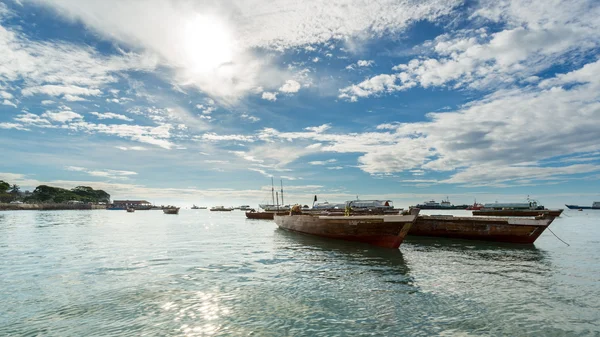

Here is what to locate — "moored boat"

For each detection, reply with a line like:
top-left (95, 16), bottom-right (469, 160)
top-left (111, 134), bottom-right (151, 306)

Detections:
top-left (163, 207), bottom-right (180, 214)
top-left (472, 209), bottom-right (563, 217)
top-left (413, 198), bottom-right (468, 210)
top-left (245, 210), bottom-right (288, 220)
top-left (409, 214), bottom-right (556, 244)
top-left (565, 202), bottom-right (600, 210)
top-left (126, 208), bottom-right (135, 213)
top-left (273, 208), bottom-right (420, 249)
top-left (210, 206), bottom-right (233, 211)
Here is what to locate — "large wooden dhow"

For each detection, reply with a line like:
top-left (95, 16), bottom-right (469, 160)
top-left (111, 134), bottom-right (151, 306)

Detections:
top-left (409, 214), bottom-right (556, 244)
top-left (273, 208), bottom-right (420, 249)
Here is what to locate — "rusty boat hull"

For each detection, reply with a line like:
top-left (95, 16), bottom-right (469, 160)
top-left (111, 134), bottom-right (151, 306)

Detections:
top-left (273, 209), bottom-right (420, 249)
top-left (472, 209), bottom-right (563, 217)
top-left (409, 215), bottom-right (555, 244)
top-left (245, 211), bottom-right (288, 220)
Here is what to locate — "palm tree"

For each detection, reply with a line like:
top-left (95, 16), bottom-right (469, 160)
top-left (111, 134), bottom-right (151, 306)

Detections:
top-left (9, 184), bottom-right (20, 195)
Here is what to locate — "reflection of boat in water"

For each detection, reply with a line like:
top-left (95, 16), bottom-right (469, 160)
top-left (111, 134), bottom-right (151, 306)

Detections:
top-left (409, 214), bottom-right (556, 244)
top-left (163, 207), bottom-right (180, 214)
top-left (565, 202), bottom-right (600, 210)
top-left (274, 208), bottom-right (420, 249)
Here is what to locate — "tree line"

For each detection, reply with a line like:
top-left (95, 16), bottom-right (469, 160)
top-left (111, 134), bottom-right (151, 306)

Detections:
top-left (0, 180), bottom-right (110, 204)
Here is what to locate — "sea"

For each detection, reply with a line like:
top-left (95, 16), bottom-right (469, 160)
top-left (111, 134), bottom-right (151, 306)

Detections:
top-left (0, 209), bottom-right (599, 336)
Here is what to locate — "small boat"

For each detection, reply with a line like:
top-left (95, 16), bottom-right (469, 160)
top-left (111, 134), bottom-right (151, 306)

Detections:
top-left (191, 204), bottom-right (200, 209)
top-left (239, 205), bottom-right (252, 211)
top-left (126, 208), bottom-right (135, 213)
top-left (409, 214), bottom-right (556, 244)
top-left (273, 207), bottom-right (420, 249)
top-left (413, 197), bottom-right (469, 210)
top-left (565, 202), bottom-right (600, 210)
top-left (210, 206), bottom-right (233, 211)
top-left (466, 201), bottom-right (484, 210)
top-left (163, 207), bottom-right (180, 214)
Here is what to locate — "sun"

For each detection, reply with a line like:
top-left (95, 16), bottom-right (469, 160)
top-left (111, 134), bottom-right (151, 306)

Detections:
top-left (181, 14), bottom-right (234, 74)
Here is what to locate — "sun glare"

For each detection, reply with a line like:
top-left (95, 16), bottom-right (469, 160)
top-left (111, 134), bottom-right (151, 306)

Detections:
top-left (181, 15), bottom-right (234, 74)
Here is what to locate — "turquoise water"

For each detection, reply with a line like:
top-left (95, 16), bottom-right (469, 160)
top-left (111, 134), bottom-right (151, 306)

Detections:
top-left (1, 209), bottom-right (599, 336)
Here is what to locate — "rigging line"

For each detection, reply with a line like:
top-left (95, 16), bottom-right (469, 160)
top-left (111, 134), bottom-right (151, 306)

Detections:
top-left (546, 227), bottom-right (570, 246)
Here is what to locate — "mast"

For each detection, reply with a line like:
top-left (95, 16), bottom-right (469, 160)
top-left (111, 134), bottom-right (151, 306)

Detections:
top-left (271, 177), bottom-right (275, 206)
top-left (280, 179), bottom-right (284, 206)
top-left (276, 191), bottom-right (279, 210)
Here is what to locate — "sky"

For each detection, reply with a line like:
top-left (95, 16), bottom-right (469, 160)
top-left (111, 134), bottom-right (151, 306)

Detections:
top-left (1, 0), bottom-right (599, 208)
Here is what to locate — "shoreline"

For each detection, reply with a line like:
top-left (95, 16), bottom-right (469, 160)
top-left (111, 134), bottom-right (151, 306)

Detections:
top-left (0, 203), bottom-right (107, 211)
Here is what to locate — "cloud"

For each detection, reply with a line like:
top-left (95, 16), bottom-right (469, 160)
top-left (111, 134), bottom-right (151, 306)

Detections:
top-left (279, 80), bottom-right (301, 93)
top-left (41, 110), bottom-right (83, 122)
top-left (356, 60), bottom-right (374, 67)
top-left (26, 0), bottom-right (461, 102)
top-left (240, 113), bottom-right (260, 122)
top-left (261, 92), bottom-right (278, 101)
top-left (199, 133), bottom-right (255, 142)
top-left (308, 159), bottom-right (337, 165)
top-left (65, 166), bottom-right (137, 180)
top-left (2, 99), bottom-right (17, 108)
top-left (90, 111), bottom-right (134, 122)
top-left (115, 146), bottom-right (147, 151)
top-left (0, 122), bottom-right (29, 131)
top-left (339, 0), bottom-right (600, 100)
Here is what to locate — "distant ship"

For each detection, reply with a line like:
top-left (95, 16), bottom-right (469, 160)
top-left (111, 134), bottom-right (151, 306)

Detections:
top-left (414, 198), bottom-right (468, 210)
top-left (565, 202), bottom-right (600, 210)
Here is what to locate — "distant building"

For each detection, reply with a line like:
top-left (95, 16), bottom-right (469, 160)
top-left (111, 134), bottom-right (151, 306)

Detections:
top-left (111, 200), bottom-right (153, 210)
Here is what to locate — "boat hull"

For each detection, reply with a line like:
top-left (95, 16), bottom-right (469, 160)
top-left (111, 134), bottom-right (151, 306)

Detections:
top-left (409, 215), bottom-right (555, 244)
top-left (163, 208), bottom-right (179, 214)
top-left (472, 209), bottom-right (563, 217)
top-left (273, 209), bottom-right (420, 249)
top-left (245, 211), bottom-right (287, 220)
top-left (565, 205), bottom-right (598, 210)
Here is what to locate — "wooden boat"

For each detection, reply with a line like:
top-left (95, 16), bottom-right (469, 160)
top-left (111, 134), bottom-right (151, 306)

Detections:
top-left (472, 209), bottom-right (563, 217)
top-left (163, 207), bottom-right (180, 214)
top-left (409, 214), bottom-right (556, 244)
top-left (246, 211), bottom-right (286, 220)
top-left (126, 208), bottom-right (135, 213)
top-left (273, 208), bottom-right (420, 249)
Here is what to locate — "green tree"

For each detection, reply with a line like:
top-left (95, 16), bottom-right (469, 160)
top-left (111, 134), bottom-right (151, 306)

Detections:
top-left (0, 180), bottom-right (10, 193)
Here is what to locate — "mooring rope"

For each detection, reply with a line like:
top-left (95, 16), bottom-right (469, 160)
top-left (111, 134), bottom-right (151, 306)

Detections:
top-left (546, 227), bottom-right (570, 246)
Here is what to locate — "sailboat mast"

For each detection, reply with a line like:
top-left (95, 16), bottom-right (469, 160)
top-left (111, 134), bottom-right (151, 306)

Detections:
top-left (280, 179), bottom-right (284, 206)
top-left (276, 191), bottom-right (279, 209)
top-left (271, 177), bottom-right (275, 206)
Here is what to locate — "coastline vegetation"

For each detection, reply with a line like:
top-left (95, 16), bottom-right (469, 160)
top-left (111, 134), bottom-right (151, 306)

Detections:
top-left (0, 180), bottom-right (110, 204)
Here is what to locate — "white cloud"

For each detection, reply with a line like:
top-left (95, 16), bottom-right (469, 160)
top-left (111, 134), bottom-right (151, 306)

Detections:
top-left (309, 159), bottom-right (337, 165)
top-left (41, 110), bottom-right (83, 123)
top-left (2, 99), bottom-right (17, 108)
top-left (241, 113), bottom-right (260, 122)
top-left (304, 124), bottom-right (331, 133)
top-left (115, 146), bottom-right (147, 151)
top-left (199, 133), bottom-right (255, 142)
top-left (65, 166), bottom-right (137, 180)
top-left (0, 122), bottom-right (29, 131)
top-left (357, 60), bottom-right (374, 67)
top-left (26, 0), bottom-right (461, 102)
top-left (41, 100), bottom-right (55, 105)
top-left (261, 92), bottom-right (278, 101)
top-left (90, 111), bottom-right (134, 122)
top-left (279, 80), bottom-right (301, 93)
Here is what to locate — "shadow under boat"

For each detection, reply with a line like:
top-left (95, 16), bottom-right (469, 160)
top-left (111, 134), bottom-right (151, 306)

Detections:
top-left (273, 227), bottom-right (410, 272)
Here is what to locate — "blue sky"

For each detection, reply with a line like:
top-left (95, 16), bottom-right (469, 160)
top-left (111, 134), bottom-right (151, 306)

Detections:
top-left (1, 0), bottom-right (599, 208)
